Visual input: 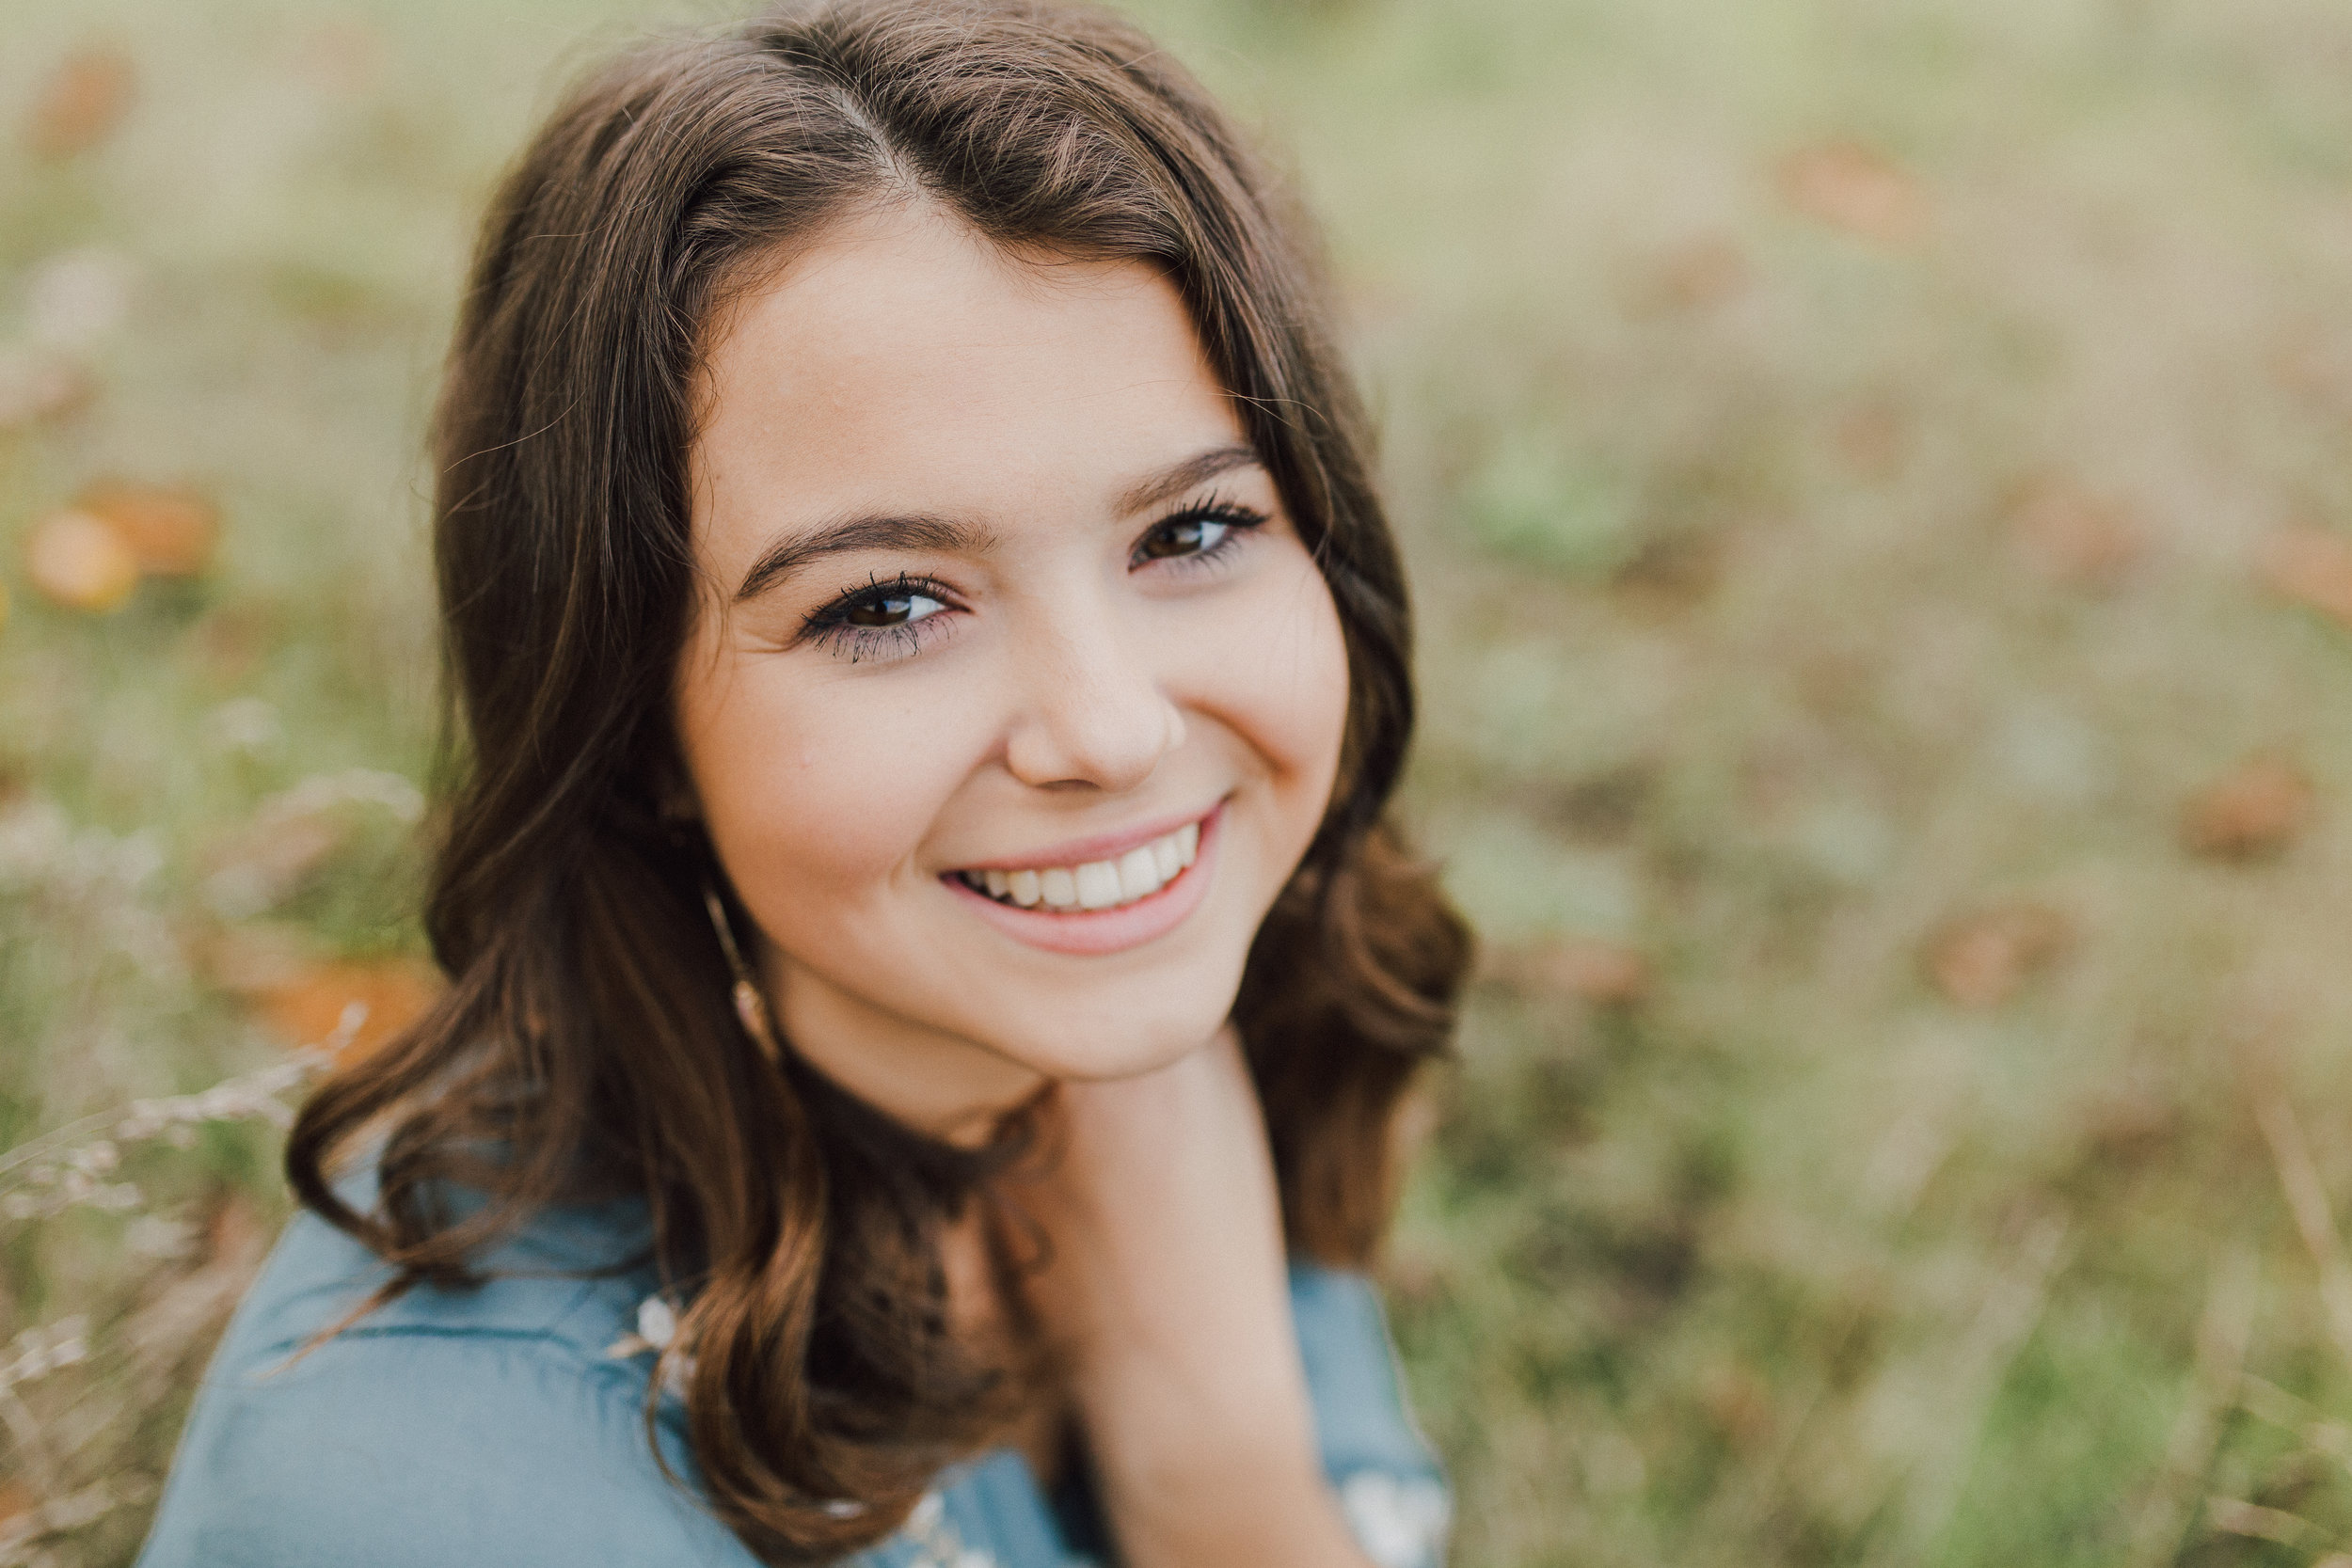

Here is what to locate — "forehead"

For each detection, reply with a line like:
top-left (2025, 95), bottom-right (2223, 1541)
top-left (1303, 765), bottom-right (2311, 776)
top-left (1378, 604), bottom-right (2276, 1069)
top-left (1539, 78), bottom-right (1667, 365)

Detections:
top-left (690, 203), bottom-right (1244, 539)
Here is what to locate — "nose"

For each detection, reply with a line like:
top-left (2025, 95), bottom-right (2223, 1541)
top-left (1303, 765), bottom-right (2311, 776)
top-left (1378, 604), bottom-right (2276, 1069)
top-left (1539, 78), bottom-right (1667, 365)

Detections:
top-left (1002, 601), bottom-right (1186, 792)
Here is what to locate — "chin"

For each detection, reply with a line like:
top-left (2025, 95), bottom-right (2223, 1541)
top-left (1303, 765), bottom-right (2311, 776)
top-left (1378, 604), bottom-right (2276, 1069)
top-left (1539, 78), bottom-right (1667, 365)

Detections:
top-left (977, 987), bottom-right (1242, 1084)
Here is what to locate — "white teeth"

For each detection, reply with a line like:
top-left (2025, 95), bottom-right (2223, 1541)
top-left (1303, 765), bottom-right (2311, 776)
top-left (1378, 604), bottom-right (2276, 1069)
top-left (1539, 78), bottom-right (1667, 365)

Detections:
top-left (959, 817), bottom-right (1205, 914)
top-left (1074, 862), bottom-right (1122, 909)
top-left (1116, 847), bottom-right (1162, 901)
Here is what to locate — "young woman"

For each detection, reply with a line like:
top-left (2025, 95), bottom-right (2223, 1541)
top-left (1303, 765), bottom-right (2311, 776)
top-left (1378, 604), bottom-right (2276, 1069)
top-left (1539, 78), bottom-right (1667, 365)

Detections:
top-left (137, 2), bottom-right (1469, 1564)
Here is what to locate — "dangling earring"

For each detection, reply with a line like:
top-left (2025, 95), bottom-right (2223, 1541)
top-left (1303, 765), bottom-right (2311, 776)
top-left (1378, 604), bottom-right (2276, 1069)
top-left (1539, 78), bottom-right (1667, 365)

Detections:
top-left (701, 883), bottom-right (781, 1064)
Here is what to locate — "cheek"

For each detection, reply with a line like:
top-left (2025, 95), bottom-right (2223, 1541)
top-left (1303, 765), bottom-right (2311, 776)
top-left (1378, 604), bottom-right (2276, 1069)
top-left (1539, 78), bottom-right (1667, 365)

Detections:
top-left (675, 647), bottom-right (981, 907)
top-left (1195, 549), bottom-right (1352, 812)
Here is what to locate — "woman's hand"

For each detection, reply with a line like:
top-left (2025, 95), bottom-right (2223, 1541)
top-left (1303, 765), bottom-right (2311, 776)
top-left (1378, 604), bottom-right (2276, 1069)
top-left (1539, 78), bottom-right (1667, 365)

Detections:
top-left (1007, 1031), bottom-right (1374, 1568)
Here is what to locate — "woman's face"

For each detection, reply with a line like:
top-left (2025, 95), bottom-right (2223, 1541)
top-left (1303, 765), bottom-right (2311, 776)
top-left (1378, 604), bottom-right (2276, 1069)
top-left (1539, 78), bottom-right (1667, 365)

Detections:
top-left (674, 203), bottom-right (1350, 1143)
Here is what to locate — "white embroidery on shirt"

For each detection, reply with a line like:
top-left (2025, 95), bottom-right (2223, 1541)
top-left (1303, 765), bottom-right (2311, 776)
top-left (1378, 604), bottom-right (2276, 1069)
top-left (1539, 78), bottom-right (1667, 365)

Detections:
top-left (1338, 1470), bottom-right (1452, 1568)
top-left (898, 1489), bottom-right (995, 1568)
top-left (605, 1292), bottom-right (691, 1399)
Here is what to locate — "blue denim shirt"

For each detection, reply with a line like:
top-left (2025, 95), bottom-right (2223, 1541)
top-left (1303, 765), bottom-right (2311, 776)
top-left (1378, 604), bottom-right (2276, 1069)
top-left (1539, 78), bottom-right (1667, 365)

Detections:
top-left (137, 1188), bottom-right (1449, 1568)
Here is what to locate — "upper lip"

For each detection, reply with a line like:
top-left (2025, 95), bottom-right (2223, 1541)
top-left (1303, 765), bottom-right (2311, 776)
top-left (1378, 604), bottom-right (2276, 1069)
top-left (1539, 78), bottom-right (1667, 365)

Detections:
top-left (946, 801), bottom-right (1219, 874)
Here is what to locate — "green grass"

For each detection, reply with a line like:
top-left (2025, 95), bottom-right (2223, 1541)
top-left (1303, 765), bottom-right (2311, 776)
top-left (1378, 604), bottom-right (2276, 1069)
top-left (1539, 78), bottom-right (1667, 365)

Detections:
top-left (9, 0), bottom-right (2352, 1561)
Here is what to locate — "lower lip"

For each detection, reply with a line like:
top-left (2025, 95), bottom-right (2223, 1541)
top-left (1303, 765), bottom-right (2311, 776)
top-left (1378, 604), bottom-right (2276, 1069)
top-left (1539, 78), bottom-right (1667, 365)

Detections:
top-left (941, 805), bottom-right (1224, 957)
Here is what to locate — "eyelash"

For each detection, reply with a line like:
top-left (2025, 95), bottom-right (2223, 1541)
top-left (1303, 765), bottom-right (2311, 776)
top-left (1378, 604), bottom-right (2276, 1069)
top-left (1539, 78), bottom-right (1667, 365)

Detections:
top-left (1129, 496), bottom-right (1270, 573)
top-left (799, 496), bottom-right (1273, 662)
top-left (800, 570), bottom-right (963, 662)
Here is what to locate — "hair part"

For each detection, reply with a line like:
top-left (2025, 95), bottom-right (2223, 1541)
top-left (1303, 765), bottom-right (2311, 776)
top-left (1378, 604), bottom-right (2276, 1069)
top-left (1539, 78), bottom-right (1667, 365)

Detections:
top-left (285, 1), bottom-right (1470, 1558)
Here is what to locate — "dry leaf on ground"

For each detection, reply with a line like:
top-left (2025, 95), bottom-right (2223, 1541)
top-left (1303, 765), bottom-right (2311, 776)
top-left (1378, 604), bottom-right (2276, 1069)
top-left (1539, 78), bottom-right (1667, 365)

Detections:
top-left (76, 481), bottom-right (219, 576)
top-left (1776, 140), bottom-right (1931, 246)
top-left (24, 510), bottom-right (138, 613)
top-left (24, 49), bottom-right (135, 160)
top-left (247, 958), bottom-right (438, 1066)
top-left (2183, 755), bottom-right (2314, 861)
top-left (1924, 904), bottom-right (2070, 1008)
top-left (2259, 525), bottom-right (2352, 628)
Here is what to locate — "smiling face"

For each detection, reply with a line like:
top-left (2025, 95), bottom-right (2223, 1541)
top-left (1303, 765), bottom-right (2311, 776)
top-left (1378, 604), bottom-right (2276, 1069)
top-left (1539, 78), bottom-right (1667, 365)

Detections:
top-left (673, 202), bottom-right (1350, 1144)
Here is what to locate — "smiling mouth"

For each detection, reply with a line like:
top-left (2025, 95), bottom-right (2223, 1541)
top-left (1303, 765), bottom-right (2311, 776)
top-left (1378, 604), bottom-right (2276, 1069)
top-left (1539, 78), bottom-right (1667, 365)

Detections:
top-left (952, 820), bottom-right (1200, 912)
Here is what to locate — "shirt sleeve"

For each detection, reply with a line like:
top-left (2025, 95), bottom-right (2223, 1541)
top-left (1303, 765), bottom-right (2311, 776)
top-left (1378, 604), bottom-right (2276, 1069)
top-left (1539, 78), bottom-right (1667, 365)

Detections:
top-left (135, 1325), bottom-right (758, 1568)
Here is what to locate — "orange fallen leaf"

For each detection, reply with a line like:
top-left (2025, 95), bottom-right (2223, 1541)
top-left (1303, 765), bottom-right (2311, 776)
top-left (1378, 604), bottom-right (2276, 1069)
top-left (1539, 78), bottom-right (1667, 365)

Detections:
top-left (1924, 904), bottom-right (2069, 1009)
top-left (0, 1480), bottom-right (32, 1528)
top-left (2183, 755), bottom-right (2314, 861)
top-left (24, 48), bottom-right (135, 160)
top-left (2260, 525), bottom-right (2352, 628)
top-left (1776, 140), bottom-right (1931, 246)
top-left (24, 508), bottom-right (138, 612)
top-left (2010, 478), bottom-right (2144, 588)
top-left (76, 480), bottom-right (218, 576)
top-left (249, 958), bottom-right (439, 1066)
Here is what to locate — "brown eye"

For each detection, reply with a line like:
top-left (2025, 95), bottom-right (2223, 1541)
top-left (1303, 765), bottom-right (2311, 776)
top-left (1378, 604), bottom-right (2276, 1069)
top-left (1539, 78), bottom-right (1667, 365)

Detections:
top-left (844, 587), bottom-right (944, 627)
top-left (1134, 515), bottom-right (1229, 562)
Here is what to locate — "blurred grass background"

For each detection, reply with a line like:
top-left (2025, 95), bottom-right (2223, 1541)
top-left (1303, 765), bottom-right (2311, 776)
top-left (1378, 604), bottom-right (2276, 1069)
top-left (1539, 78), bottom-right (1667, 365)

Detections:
top-left (8, 0), bottom-right (2352, 1562)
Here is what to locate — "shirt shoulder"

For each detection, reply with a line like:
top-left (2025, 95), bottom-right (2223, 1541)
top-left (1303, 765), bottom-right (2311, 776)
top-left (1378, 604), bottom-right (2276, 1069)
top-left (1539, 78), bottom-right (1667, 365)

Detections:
top-left (137, 1196), bottom-right (1443, 1568)
top-left (136, 1205), bottom-right (761, 1568)
top-left (138, 1203), bottom-right (1081, 1568)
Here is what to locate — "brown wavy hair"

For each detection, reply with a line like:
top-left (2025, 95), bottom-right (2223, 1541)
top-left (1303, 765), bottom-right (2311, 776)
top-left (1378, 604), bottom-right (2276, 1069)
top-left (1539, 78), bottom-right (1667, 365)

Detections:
top-left (284, 0), bottom-right (1470, 1559)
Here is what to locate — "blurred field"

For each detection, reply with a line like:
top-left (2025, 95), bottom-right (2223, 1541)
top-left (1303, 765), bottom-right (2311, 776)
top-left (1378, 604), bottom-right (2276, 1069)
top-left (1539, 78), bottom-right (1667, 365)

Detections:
top-left (8, 0), bottom-right (2352, 1561)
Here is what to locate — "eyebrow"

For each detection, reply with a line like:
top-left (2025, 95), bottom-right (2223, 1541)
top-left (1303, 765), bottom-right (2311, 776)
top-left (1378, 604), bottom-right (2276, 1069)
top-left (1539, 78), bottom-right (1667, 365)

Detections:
top-left (735, 513), bottom-right (994, 602)
top-left (1116, 442), bottom-right (1263, 517)
top-left (731, 442), bottom-right (1265, 602)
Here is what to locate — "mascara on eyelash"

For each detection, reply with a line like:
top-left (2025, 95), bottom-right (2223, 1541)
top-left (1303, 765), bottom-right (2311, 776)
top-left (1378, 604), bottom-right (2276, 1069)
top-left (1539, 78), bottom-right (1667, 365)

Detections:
top-left (1131, 497), bottom-right (1268, 566)
top-left (801, 572), bottom-right (952, 634)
